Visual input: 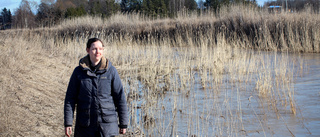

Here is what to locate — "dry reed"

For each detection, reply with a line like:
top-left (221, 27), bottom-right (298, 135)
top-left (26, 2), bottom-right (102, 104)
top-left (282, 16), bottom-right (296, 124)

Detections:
top-left (0, 4), bottom-right (312, 136)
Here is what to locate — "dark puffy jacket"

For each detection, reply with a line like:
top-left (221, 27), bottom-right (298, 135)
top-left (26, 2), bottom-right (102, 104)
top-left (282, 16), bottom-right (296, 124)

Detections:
top-left (64, 55), bottom-right (128, 137)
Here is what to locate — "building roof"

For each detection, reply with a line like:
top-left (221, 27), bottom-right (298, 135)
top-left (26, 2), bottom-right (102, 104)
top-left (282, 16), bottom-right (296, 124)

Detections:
top-left (268, 5), bottom-right (282, 8)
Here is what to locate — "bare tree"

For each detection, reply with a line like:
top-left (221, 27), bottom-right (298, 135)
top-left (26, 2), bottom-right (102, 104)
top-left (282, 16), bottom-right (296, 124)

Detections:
top-left (54, 0), bottom-right (77, 12)
top-left (37, 0), bottom-right (56, 27)
top-left (13, 0), bottom-right (37, 28)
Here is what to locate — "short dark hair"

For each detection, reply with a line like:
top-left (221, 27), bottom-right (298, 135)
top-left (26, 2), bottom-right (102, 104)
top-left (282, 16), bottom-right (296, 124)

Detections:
top-left (86, 38), bottom-right (104, 49)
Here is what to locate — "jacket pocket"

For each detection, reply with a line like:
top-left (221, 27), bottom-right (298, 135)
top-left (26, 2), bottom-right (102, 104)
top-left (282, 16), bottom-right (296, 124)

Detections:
top-left (101, 109), bottom-right (117, 123)
top-left (99, 78), bottom-right (112, 95)
top-left (100, 122), bottom-right (119, 136)
top-left (77, 109), bottom-right (90, 127)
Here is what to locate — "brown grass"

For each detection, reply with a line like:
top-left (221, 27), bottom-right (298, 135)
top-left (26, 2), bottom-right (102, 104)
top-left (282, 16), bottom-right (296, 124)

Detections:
top-left (0, 31), bottom-right (72, 136)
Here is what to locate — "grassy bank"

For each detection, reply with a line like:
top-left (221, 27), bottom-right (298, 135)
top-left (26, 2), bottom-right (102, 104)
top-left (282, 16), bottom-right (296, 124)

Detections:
top-left (0, 5), bottom-right (312, 136)
top-left (20, 5), bottom-right (319, 53)
top-left (3, 5), bottom-right (319, 53)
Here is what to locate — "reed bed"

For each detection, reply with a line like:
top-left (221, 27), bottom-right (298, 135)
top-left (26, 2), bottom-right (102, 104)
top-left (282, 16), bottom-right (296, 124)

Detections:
top-left (0, 5), bottom-right (313, 136)
top-left (48, 5), bottom-right (320, 53)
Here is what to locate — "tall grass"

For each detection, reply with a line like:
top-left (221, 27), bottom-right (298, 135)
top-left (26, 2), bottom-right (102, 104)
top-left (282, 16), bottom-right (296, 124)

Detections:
top-left (52, 4), bottom-right (320, 53)
top-left (0, 5), bottom-right (313, 136)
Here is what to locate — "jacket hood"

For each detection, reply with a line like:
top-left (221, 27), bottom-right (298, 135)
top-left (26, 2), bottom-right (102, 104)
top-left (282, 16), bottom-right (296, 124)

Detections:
top-left (79, 55), bottom-right (110, 71)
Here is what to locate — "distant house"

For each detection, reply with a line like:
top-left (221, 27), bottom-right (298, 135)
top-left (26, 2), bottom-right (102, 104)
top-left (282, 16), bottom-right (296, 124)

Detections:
top-left (268, 5), bottom-right (282, 13)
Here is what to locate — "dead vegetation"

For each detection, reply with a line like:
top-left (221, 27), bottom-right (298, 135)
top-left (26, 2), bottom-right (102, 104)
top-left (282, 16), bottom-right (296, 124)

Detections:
top-left (0, 5), bottom-right (314, 136)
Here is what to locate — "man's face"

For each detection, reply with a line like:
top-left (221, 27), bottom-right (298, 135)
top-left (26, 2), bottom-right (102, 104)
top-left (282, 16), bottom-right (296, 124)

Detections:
top-left (86, 41), bottom-right (104, 64)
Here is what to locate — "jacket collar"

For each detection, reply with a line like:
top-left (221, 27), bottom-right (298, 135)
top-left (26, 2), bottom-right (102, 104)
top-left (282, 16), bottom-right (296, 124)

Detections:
top-left (79, 55), bottom-right (109, 71)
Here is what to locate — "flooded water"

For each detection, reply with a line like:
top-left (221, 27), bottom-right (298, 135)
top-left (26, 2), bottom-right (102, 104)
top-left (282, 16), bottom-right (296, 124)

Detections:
top-left (129, 52), bottom-right (320, 136)
top-left (291, 53), bottom-right (320, 136)
top-left (233, 52), bottom-right (320, 137)
top-left (237, 52), bottom-right (320, 137)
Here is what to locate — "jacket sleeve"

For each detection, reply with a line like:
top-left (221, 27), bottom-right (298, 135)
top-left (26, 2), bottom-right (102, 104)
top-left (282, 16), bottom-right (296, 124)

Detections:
top-left (64, 68), bottom-right (80, 127)
top-left (111, 67), bottom-right (129, 128)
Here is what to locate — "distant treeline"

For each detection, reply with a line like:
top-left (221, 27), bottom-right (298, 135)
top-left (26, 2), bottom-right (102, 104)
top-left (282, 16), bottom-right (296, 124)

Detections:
top-left (1, 0), bottom-right (319, 30)
top-left (1, 0), bottom-right (258, 29)
top-left (0, 8), bottom-right (12, 30)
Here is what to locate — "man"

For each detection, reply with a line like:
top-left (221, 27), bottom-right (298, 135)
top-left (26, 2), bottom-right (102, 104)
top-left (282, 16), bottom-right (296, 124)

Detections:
top-left (64, 38), bottom-right (128, 137)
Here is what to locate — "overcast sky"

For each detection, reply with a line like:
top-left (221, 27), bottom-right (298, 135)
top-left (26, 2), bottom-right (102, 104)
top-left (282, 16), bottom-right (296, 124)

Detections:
top-left (0, 0), bottom-right (269, 13)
